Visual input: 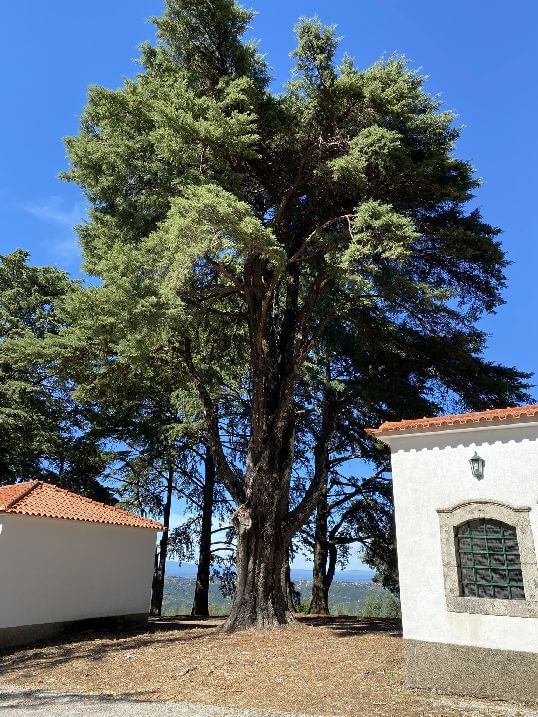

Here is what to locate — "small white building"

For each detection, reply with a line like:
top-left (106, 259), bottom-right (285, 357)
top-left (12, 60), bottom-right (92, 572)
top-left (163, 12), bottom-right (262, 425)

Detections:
top-left (0, 481), bottom-right (162, 648)
top-left (368, 405), bottom-right (538, 703)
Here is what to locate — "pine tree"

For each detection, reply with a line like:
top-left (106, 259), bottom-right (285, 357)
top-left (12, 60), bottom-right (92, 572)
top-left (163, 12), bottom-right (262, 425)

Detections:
top-left (63, 0), bottom-right (529, 629)
top-left (0, 251), bottom-right (112, 499)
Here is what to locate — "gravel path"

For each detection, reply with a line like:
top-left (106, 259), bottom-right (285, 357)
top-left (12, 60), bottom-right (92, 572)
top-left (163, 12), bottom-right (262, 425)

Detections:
top-left (2, 686), bottom-right (538, 717)
top-left (0, 687), bottom-right (316, 717)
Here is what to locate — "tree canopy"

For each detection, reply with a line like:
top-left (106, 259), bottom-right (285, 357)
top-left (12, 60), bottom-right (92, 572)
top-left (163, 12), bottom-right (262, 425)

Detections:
top-left (52, 0), bottom-right (532, 629)
top-left (0, 250), bottom-right (113, 499)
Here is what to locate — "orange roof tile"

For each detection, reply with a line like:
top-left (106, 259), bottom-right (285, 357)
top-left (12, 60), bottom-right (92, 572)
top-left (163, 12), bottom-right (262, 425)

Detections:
top-left (366, 404), bottom-right (538, 438)
top-left (0, 481), bottom-right (163, 530)
top-left (0, 482), bottom-right (37, 511)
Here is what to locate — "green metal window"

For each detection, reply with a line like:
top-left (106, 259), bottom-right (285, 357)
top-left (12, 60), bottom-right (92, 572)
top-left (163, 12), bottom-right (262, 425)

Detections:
top-left (456, 519), bottom-right (525, 600)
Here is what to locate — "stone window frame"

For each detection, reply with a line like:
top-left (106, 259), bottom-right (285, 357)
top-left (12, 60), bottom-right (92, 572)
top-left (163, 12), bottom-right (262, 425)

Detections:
top-left (437, 500), bottom-right (538, 618)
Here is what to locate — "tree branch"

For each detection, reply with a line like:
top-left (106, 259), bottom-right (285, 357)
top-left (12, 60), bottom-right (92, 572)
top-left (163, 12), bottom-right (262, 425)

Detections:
top-left (181, 338), bottom-right (245, 505)
top-left (328, 468), bottom-right (388, 512)
top-left (204, 254), bottom-right (244, 291)
top-left (287, 214), bottom-right (354, 266)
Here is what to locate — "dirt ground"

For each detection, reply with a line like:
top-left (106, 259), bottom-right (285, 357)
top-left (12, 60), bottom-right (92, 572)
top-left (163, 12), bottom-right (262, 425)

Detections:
top-left (0, 616), bottom-right (536, 717)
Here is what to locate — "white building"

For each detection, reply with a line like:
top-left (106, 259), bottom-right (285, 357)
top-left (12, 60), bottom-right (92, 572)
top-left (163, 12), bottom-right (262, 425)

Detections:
top-left (368, 405), bottom-right (538, 703)
top-left (0, 481), bottom-right (162, 648)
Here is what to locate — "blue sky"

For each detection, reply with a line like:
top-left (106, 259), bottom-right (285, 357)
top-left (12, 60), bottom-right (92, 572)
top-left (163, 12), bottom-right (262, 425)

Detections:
top-left (2, 1), bottom-right (537, 569)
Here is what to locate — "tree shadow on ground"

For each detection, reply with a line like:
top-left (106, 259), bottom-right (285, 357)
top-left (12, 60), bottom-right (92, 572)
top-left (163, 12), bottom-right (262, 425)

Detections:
top-left (0, 615), bottom-right (401, 683)
top-left (0, 617), bottom-right (221, 676)
top-left (296, 615), bottom-right (402, 637)
top-left (0, 687), bottom-right (159, 709)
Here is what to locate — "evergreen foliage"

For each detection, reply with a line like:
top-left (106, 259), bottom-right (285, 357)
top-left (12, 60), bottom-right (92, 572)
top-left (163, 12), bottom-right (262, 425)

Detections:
top-left (0, 251), bottom-right (112, 500)
top-left (4, 0), bottom-right (530, 628)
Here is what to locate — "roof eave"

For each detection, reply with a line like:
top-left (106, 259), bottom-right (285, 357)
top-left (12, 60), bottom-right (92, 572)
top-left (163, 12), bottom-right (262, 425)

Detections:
top-left (369, 418), bottom-right (538, 444)
top-left (0, 510), bottom-right (164, 531)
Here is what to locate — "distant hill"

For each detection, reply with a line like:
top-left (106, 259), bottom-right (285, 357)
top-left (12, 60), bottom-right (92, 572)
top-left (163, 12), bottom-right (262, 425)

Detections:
top-left (162, 574), bottom-right (395, 618)
top-left (165, 562), bottom-right (375, 582)
top-left (165, 562), bottom-right (199, 577)
top-left (289, 567), bottom-right (375, 582)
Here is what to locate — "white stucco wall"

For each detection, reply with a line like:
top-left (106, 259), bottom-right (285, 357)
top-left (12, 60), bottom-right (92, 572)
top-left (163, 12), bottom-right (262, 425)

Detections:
top-left (387, 421), bottom-right (538, 654)
top-left (0, 513), bottom-right (157, 628)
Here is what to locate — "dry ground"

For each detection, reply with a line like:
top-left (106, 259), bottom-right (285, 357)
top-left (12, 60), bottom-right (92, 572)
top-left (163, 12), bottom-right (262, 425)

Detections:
top-left (0, 616), bottom-right (536, 717)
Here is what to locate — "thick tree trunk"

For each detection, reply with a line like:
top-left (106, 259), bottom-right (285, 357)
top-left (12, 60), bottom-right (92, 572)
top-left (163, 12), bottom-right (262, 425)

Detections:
top-left (220, 369), bottom-right (335, 628)
top-left (192, 447), bottom-right (216, 616)
top-left (150, 462), bottom-right (174, 616)
top-left (309, 474), bottom-right (330, 614)
top-left (223, 436), bottom-right (297, 631)
top-left (202, 250), bottom-right (329, 631)
top-left (223, 307), bottom-right (300, 632)
top-left (224, 499), bottom-right (293, 630)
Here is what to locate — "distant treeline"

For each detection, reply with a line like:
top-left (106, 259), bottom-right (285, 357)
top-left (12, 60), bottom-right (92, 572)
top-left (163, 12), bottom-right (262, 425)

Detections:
top-left (163, 577), bottom-right (400, 618)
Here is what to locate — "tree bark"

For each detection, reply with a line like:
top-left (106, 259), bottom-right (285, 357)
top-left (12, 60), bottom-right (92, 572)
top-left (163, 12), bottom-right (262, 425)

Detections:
top-left (192, 447), bottom-right (216, 616)
top-left (150, 461), bottom-right (174, 616)
top-left (224, 497), bottom-right (293, 630)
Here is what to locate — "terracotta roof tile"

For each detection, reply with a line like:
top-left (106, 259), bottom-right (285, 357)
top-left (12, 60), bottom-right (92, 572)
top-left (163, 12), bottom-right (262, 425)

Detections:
top-left (0, 481), bottom-right (163, 530)
top-left (366, 404), bottom-right (538, 437)
top-left (0, 482), bottom-right (37, 511)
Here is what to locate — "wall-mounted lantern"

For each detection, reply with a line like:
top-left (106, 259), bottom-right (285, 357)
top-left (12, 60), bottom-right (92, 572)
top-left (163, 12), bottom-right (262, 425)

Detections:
top-left (469, 452), bottom-right (485, 480)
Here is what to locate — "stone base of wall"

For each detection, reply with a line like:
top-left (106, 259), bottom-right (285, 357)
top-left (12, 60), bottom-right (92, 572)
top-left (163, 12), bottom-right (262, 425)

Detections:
top-left (405, 638), bottom-right (538, 704)
top-left (0, 613), bottom-right (148, 651)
